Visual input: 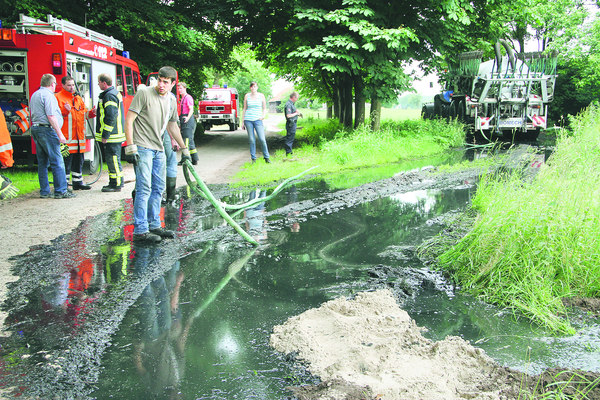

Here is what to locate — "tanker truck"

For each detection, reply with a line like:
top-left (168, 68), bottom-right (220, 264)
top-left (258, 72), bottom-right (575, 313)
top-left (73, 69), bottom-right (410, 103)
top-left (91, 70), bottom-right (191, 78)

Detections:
top-left (422, 40), bottom-right (558, 140)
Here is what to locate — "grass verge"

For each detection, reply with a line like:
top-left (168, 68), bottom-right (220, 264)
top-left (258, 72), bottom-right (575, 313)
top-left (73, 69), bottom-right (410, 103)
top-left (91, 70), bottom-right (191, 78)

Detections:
top-left (436, 103), bottom-right (600, 333)
top-left (1, 167), bottom-right (41, 197)
top-left (234, 117), bottom-right (466, 187)
top-left (1, 162), bottom-right (113, 197)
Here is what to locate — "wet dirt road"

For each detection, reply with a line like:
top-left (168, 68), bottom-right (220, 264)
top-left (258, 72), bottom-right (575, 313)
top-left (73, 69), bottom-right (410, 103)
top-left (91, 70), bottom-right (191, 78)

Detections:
top-left (0, 115), bottom-right (284, 335)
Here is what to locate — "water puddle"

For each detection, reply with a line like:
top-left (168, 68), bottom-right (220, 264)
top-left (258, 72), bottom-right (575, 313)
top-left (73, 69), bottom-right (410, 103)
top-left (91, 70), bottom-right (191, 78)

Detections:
top-left (0, 159), bottom-right (597, 399)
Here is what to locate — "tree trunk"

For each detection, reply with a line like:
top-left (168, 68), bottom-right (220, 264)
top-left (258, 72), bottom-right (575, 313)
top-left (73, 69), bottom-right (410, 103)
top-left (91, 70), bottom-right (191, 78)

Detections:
top-left (370, 95), bottom-right (382, 131)
top-left (342, 75), bottom-right (353, 129)
top-left (353, 74), bottom-right (365, 128)
top-left (321, 70), bottom-right (335, 120)
top-left (514, 23), bottom-right (527, 53)
top-left (332, 81), bottom-right (340, 120)
top-left (335, 84), bottom-right (343, 122)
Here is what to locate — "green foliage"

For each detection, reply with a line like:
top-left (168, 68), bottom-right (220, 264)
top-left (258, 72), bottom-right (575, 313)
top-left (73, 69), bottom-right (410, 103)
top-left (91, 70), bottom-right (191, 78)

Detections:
top-left (1, 0), bottom-right (234, 93)
top-left (547, 15), bottom-right (600, 122)
top-left (234, 117), bottom-right (465, 186)
top-left (438, 103), bottom-right (600, 333)
top-left (548, 57), bottom-right (597, 124)
top-left (296, 118), bottom-right (345, 146)
top-left (209, 45), bottom-right (273, 100)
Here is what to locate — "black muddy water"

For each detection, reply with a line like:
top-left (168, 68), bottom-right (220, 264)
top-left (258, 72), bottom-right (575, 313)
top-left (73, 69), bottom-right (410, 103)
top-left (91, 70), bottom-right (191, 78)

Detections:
top-left (1, 156), bottom-right (599, 399)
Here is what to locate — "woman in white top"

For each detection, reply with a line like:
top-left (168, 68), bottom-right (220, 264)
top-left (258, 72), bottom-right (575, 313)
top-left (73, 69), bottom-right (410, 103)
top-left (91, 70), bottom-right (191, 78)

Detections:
top-left (242, 81), bottom-right (270, 163)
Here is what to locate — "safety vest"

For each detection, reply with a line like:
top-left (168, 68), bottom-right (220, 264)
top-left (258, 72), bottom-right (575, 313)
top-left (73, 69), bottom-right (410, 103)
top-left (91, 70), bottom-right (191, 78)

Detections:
top-left (96, 86), bottom-right (125, 143)
top-left (0, 107), bottom-right (14, 168)
top-left (56, 89), bottom-right (87, 153)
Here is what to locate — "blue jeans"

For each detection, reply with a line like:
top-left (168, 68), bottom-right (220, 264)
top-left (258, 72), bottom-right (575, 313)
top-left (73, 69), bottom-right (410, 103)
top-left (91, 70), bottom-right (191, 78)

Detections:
top-left (244, 119), bottom-right (269, 160)
top-left (162, 131), bottom-right (178, 179)
top-left (31, 126), bottom-right (68, 195)
top-left (133, 146), bottom-right (166, 234)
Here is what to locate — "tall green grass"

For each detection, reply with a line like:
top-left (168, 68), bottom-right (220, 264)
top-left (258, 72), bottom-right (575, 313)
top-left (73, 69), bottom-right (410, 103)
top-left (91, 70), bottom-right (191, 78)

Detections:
top-left (234, 118), bottom-right (465, 186)
top-left (438, 103), bottom-right (600, 333)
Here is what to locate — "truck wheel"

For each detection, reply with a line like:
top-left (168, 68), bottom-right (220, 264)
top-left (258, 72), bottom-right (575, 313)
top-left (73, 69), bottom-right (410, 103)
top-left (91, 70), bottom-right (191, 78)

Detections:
top-left (421, 104), bottom-right (434, 120)
top-left (228, 122), bottom-right (237, 131)
top-left (449, 100), bottom-right (458, 119)
top-left (526, 128), bottom-right (540, 141)
top-left (203, 123), bottom-right (211, 131)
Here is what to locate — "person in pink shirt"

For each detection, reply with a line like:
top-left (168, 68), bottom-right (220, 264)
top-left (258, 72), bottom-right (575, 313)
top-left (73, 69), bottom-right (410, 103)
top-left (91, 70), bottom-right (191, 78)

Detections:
top-left (177, 82), bottom-right (198, 165)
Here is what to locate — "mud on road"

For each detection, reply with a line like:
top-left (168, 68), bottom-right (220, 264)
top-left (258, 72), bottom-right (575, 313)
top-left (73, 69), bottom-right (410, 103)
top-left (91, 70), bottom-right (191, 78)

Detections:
top-left (0, 118), bottom-right (283, 335)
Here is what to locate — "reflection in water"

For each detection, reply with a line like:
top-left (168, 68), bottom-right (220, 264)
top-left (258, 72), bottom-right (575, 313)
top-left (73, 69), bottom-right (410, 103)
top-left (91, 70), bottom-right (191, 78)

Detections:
top-left (244, 189), bottom-right (267, 242)
top-left (94, 186), bottom-right (483, 399)
top-left (132, 245), bottom-right (185, 399)
top-left (287, 185), bottom-right (300, 233)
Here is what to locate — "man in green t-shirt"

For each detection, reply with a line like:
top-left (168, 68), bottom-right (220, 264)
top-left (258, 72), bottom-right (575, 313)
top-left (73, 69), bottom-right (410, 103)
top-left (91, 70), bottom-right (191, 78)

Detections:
top-left (124, 66), bottom-right (191, 243)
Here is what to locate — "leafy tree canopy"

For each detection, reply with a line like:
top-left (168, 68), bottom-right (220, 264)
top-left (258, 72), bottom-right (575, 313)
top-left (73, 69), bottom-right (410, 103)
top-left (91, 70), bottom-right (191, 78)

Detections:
top-left (0, 0), bottom-right (234, 92)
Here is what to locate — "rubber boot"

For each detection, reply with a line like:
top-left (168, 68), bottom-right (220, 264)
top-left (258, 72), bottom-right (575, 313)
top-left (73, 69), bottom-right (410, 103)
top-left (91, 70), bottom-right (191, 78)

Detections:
top-left (166, 177), bottom-right (177, 203)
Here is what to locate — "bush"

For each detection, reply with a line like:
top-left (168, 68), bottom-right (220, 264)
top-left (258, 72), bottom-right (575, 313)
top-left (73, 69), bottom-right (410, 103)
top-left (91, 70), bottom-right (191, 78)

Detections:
top-left (297, 118), bottom-right (345, 146)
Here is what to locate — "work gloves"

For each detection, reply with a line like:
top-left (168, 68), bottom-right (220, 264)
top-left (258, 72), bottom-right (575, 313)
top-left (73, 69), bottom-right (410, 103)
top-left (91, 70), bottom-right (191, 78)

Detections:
top-left (60, 143), bottom-right (70, 158)
top-left (125, 144), bottom-right (191, 166)
top-left (180, 148), bottom-right (192, 164)
top-left (125, 144), bottom-right (140, 166)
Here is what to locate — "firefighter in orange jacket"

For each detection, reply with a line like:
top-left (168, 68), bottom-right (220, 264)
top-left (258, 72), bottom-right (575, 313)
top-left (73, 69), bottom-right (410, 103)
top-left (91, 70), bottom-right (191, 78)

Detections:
top-left (0, 106), bottom-right (14, 168)
top-left (55, 76), bottom-right (96, 190)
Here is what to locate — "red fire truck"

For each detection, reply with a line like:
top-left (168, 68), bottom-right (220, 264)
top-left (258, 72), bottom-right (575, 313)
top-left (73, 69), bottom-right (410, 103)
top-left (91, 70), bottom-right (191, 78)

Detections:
top-left (0, 14), bottom-right (142, 172)
top-left (198, 85), bottom-right (240, 131)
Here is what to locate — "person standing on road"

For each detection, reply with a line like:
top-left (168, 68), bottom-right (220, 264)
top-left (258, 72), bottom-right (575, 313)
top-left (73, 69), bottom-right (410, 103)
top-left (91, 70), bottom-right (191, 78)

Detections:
top-left (138, 83), bottom-right (179, 205)
top-left (56, 76), bottom-right (96, 190)
top-left (96, 73), bottom-right (126, 192)
top-left (177, 82), bottom-right (198, 165)
top-left (29, 73), bottom-right (75, 199)
top-left (124, 66), bottom-right (191, 243)
top-left (162, 128), bottom-right (179, 204)
top-left (242, 81), bottom-right (270, 163)
top-left (284, 92), bottom-right (302, 157)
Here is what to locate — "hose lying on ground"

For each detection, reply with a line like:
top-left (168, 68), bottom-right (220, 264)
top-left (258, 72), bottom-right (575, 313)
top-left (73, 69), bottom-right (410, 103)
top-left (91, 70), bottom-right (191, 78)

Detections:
top-left (182, 159), bottom-right (317, 245)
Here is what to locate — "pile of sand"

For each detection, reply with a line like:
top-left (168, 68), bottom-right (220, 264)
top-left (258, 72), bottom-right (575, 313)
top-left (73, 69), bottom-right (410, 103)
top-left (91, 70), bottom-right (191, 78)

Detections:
top-left (271, 290), bottom-right (516, 400)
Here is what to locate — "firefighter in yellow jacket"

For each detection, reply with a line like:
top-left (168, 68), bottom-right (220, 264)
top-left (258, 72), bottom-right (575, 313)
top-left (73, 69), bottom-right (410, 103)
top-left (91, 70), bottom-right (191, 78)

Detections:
top-left (56, 76), bottom-right (96, 190)
top-left (96, 73), bottom-right (125, 192)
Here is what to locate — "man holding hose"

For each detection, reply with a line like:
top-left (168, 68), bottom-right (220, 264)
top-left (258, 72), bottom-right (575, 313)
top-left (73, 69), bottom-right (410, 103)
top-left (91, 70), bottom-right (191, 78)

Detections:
top-left (124, 66), bottom-right (191, 243)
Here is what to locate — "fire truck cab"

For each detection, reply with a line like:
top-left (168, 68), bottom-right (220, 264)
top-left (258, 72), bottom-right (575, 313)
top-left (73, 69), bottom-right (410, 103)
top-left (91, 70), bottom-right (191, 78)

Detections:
top-left (0, 14), bottom-right (142, 172)
top-left (198, 85), bottom-right (240, 131)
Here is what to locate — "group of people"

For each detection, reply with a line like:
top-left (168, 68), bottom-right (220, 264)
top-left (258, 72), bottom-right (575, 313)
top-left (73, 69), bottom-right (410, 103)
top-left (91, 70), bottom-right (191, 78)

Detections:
top-left (30, 72), bottom-right (128, 197)
top-left (30, 66), bottom-right (190, 243)
top-left (241, 81), bottom-right (302, 162)
top-left (29, 71), bottom-right (302, 243)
